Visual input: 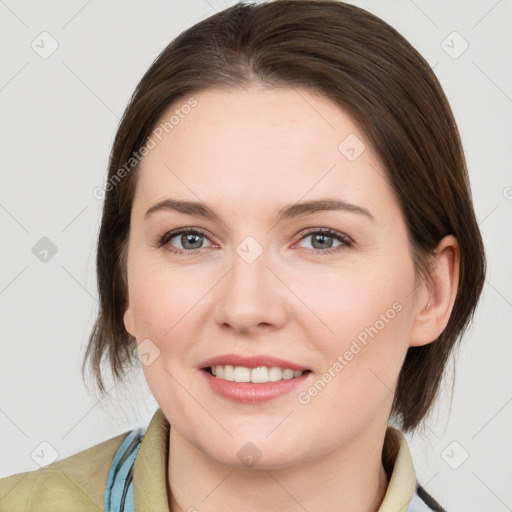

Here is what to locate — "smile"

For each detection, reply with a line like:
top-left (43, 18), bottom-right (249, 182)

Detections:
top-left (207, 365), bottom-right (308, 383)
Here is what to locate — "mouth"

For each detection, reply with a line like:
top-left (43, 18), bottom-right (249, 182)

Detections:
top-left (203, 365), bottom-right (312, 383)
top-left (201, 365), bottom-right (312, 404)
top-left (198, 354), bottom-right (313, 403)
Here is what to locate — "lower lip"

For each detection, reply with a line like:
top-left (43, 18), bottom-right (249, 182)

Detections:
top-left (201, 369), bottom-right (310, 404)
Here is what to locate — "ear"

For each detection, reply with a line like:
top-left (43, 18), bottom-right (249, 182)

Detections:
top-left (123, 293), bottom-right (136, 338)
top-left (409, 235), bottom-right (460, 347)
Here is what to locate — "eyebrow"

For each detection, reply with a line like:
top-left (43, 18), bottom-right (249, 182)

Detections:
top-left (144, 198), bottom-right (375, 223)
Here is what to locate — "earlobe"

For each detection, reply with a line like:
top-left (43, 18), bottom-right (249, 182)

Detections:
top-left (409, 235), bottom-right (460, 347)
top-left (123, 296), bottom-right (136, 337)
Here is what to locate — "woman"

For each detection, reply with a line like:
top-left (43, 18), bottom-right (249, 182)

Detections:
top-left (0, 1), bottom-right (485, 511)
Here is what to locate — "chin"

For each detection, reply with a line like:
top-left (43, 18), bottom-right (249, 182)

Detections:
top-left (211, 449), bottom-right (300, 471)
top-left (199, 434), bottom-right (305, 471)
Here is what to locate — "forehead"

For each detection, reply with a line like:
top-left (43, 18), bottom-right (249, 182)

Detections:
top-left (134, 87), bottom-right (396, 219)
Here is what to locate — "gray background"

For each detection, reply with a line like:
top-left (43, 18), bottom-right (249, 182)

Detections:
top-left (1, 0), bottom-right (511, 510)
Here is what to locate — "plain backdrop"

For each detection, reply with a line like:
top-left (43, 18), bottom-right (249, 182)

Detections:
top-left (1, 1), bottom-right (511, 510)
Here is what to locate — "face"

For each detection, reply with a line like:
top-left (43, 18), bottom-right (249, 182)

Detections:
top-left (123, 86), bottom-right (423, 469)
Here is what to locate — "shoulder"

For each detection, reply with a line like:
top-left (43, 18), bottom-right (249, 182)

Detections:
top-left (0, 431), bottom-right (130, 512)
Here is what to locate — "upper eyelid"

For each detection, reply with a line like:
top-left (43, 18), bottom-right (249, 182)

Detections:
top-left (159, 227), bottom-right (212, 245)
top-left (301, 227), bottom-right (351, 239)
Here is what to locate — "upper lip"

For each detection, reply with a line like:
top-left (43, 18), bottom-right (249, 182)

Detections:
top-left (200, 353), bottom-right (310, 372)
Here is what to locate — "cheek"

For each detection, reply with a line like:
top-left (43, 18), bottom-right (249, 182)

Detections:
top-left (127, 265), bottom-right (222, 438)
top-left (295, 260), bottom-right (415, 386)
top-left (299, 264), bottom-right (410, 338)
top-left (127, 259), bottom-right (211, 363)
top-left (128, 265), bottom-right (202, 408)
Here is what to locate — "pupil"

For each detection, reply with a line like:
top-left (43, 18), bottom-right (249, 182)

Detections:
top-left (183, 234), bottom-right (202, 250)
top-left (313, 234), bottom-right (332, 249)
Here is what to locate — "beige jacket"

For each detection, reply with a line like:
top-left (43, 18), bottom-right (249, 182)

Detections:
top-left (0, 408), bottom-right (432, 511)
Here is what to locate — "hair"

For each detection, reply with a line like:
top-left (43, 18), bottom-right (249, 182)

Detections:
top-left (82, 0), bottom-right (486, 432)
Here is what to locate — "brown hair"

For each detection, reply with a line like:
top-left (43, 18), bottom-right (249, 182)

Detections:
top-left (82, 0), bottom-right (486, 432)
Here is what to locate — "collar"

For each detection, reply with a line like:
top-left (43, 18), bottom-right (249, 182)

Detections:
top-left (133, 408), bottom-right (417, 511)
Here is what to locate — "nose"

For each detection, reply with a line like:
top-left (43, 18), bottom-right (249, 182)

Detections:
top-left (213, 242), bottom-right (289, 336)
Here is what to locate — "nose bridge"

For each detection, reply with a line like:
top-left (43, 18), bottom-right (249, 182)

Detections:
top-left (229, 234), bottom-right (271, 300)
top-left (215, 233), bottom-right (285, 331)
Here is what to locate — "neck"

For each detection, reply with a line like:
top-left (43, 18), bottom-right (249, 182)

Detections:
top-left (168, 423), bottom-right (390, 512)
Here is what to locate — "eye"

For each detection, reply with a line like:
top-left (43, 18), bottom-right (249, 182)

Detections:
top-left (157, 227), bottom-right (352, 256)
top-left (158, 228), bottom-right (214, 254)
top-left (295, 228), bottom-right (352, 254)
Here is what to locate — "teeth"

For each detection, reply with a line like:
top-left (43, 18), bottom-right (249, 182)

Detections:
top-left (268, 367), bottom-right (282, 382)
top-left (250, 366), bottom-right (268, 383)
top-left (223, 365), bottom-right (234, 381)
top-left (233, 366), bottom-right (251, 382)
top-left (209, 365), bottom-right (304, 383)
top-left (282, 369), bottom-right (295, 380)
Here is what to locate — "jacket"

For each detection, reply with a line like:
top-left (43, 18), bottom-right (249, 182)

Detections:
top-left (0, 408), bottom-right (446, 511)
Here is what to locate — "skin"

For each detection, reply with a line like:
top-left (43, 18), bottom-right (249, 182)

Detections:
top-left (123, 86), bottom-right (459, 512)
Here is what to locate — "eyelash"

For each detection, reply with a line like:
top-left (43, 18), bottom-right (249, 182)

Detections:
top-left (157, 227), bottom-right (352, 256)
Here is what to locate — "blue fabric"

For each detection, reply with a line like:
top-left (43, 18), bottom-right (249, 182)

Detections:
top-left (104, 427), bottom-right (146, 512)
